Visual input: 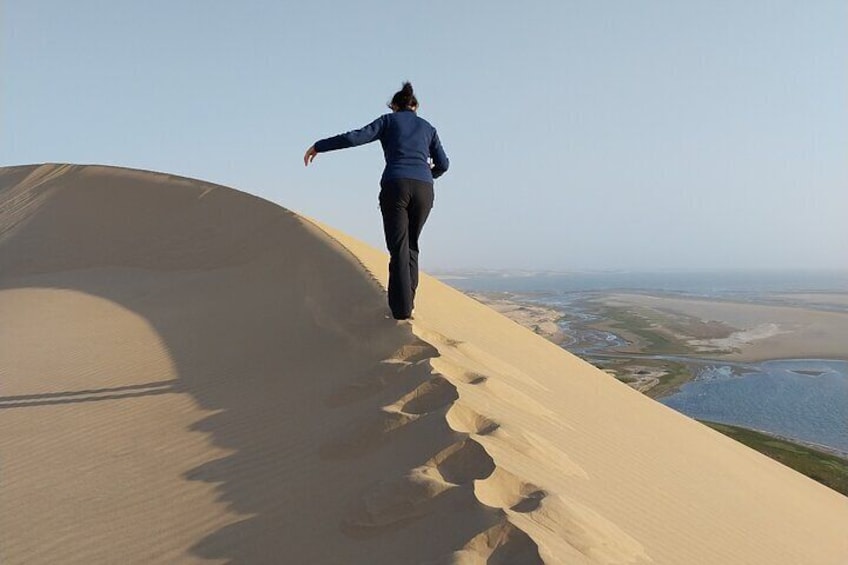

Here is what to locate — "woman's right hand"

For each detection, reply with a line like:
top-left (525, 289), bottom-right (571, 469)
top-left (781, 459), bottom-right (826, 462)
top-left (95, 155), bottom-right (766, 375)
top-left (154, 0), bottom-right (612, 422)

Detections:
top-left (304, 146), bottom-right (318, 167)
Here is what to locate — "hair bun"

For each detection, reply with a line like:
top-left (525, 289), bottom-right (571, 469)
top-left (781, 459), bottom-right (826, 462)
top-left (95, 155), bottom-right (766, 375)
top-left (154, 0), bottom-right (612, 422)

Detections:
top-left (388, 82), bottom-right (419, 110)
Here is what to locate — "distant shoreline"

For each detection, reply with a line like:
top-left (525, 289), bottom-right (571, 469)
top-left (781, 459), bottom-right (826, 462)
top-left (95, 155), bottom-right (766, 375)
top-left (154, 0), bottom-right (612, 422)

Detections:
top-left (701, 420), bottom-right (848, 460)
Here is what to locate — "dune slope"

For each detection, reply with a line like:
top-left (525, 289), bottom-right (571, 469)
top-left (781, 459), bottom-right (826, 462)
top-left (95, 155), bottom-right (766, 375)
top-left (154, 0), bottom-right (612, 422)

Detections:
top-left (1, 164), bottom-right (846, 565)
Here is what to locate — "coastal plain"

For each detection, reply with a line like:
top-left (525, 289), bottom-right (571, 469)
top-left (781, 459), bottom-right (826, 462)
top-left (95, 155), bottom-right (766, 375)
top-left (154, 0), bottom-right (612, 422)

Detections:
top-left (1, 164), bottom-right (847, 564)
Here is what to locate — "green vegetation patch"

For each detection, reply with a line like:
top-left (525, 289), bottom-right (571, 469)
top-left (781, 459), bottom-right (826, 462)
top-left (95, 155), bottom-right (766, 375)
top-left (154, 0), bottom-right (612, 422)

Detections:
top-left (702, 421), bottom-right (848, 497)
top-left (590, 357), bottom-right (694, 399)
top-left (594, 305), bottom-right (699, 356)
top-left (644, 361), bottom-right (692, 399)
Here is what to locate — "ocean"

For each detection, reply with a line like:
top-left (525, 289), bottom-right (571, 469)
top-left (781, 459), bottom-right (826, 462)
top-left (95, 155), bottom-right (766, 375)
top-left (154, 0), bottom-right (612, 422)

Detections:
top-left (439, 269), bottom-right (848, 297)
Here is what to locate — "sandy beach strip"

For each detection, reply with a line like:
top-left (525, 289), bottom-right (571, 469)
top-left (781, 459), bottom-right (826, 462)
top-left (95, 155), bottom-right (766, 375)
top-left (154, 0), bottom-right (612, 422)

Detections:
top-left (466, 292), bottom-right (568, 345)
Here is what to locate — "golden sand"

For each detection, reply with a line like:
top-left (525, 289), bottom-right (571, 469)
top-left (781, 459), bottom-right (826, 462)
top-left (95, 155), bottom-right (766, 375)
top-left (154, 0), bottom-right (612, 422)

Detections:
top-left (1, 164), bottom-right (846, 564)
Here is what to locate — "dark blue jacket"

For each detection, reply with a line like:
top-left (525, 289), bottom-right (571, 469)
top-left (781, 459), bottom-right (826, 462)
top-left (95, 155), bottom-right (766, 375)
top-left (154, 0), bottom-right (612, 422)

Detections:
top-left (314, 109), bottom-right (449, 184)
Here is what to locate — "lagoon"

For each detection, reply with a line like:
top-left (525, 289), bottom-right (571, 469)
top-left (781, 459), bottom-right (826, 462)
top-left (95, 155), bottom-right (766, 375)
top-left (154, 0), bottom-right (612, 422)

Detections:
top-left (661, 359), bottom-right (848, 456)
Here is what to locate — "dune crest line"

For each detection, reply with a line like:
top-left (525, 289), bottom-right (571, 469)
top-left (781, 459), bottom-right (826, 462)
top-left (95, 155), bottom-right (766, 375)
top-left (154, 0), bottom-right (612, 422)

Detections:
top-left (311, 216), bottom-right (848, 565)
top-left (308, 219), bottom-right (652, 564)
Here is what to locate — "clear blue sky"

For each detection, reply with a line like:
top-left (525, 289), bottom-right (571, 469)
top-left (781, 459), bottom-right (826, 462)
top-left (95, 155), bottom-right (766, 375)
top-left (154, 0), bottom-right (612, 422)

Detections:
top-left (2, 1), bottom-right (846, 271)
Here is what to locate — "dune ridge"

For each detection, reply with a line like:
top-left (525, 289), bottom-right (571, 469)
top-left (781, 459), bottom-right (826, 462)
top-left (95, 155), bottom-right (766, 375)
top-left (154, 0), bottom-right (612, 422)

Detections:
top-left (1, 164), bottom-right (846, 564)
top-left (313, 215), bottom-right (848, 564)
top-left (308, 223), bottom-right (651, 564)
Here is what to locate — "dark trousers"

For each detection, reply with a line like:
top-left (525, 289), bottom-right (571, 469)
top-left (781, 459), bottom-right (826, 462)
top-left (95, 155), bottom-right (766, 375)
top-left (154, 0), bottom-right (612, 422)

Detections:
top-left (379, 178), bottom-right (434, 319)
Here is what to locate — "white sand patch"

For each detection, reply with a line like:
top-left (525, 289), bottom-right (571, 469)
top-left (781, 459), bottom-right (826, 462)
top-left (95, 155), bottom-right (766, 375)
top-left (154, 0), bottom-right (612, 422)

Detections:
top-left (690, 323), bottom-right (792, 353)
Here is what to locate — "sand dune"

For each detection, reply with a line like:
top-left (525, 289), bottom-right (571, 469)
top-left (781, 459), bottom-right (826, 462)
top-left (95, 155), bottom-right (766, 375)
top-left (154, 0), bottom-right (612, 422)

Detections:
top-left (1, 164), bottom-right (846, 564)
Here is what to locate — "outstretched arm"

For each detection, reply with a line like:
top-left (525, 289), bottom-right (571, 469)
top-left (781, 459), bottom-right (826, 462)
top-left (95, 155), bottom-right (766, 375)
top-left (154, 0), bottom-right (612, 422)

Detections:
top-left (305, 115), bottom-right (387, 167)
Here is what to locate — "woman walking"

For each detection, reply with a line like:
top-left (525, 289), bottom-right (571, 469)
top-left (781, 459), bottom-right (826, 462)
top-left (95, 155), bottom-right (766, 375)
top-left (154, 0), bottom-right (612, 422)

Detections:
top-left (304, 82), bottom-right (449, 320)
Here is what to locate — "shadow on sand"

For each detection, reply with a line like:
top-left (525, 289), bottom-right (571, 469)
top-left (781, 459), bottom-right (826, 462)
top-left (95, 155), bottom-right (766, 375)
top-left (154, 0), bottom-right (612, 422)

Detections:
top-left (0, 166), bottom-right (530, 563)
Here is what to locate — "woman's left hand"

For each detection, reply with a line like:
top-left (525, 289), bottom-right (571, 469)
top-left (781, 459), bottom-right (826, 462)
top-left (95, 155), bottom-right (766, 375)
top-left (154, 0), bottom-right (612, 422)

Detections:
top-left (304, 146), bottom-right (318, 166)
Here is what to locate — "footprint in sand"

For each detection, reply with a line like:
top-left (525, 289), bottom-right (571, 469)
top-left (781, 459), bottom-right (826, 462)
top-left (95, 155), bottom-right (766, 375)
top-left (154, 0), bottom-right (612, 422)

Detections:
top-left (446, 403), bottom-right (501, 436)
top-left (324, 338), bottom-right (441, 408)
top-left (342, 437), bottom-right (497, 533)
top-left (473, 466), bottom-right (547, 513)
top-left (322, 373), bottom-right (461, 459)
top-left (324, 359), bottom-right (433, 407)
top-left (389, 376), bottom-right (459, 415)
top-left (444, 521), bottom-right (543, 565)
